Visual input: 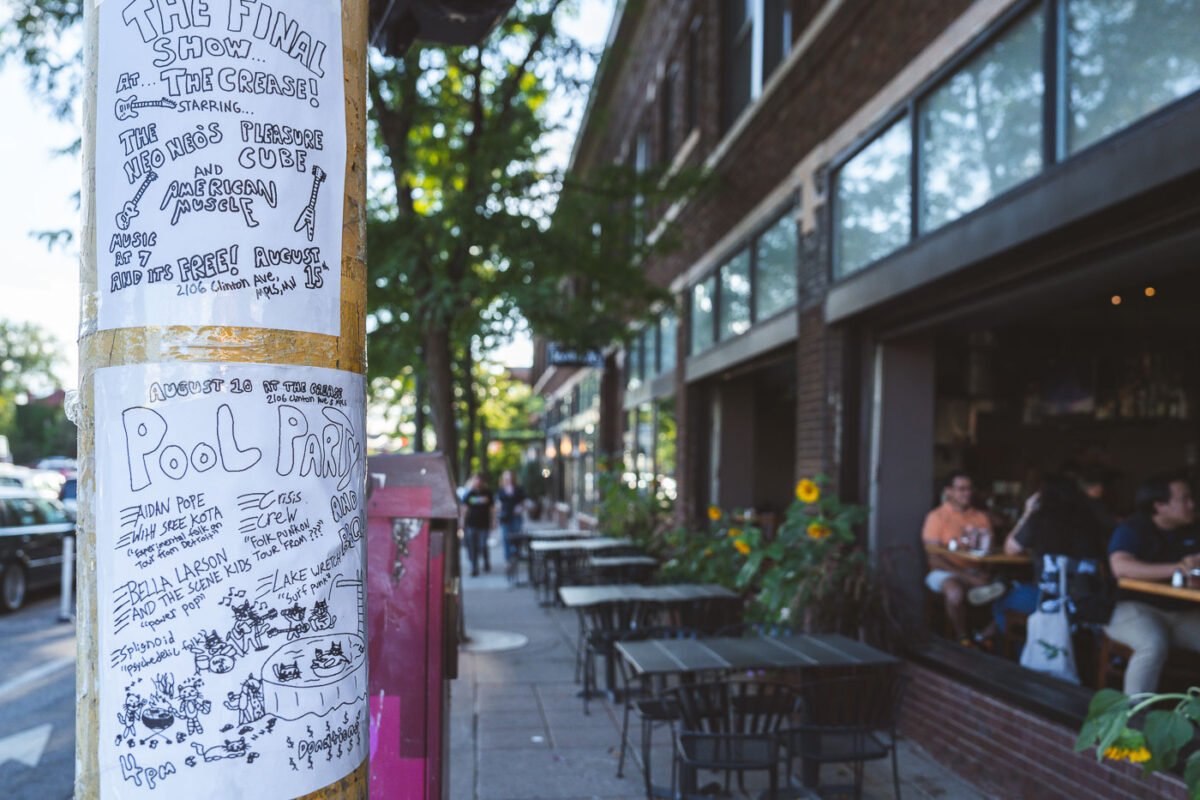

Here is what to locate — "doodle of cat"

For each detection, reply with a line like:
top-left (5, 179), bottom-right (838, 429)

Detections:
top-left (192, 736), bottom-right (249, 762)
top-left (309, 600), bottom-right (336, 631)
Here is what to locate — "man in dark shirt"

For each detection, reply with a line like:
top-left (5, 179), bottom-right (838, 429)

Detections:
top-left (1106, 472), bottom-right (1200, 694)
top-left (460, 473), bottom-right (495, 576)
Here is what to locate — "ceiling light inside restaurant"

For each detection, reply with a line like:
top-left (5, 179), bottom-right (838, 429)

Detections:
top-left (1111, 295), bottom-right (1122, 306)
top-left (1145, 286), bottom-right (1156, 297)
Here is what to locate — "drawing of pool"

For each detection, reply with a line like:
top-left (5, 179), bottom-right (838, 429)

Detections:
top-left (260, 632), bottom-right (367, 721)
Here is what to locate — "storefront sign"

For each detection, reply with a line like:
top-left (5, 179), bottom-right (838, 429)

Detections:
top-left (96, 1), bottom-right (346, 335)
top-left (94, 362), bottom-right (366, 799)
top-left (546, 343), bottom-right (604, 369)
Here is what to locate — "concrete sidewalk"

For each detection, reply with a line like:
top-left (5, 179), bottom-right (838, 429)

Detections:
top-left (449, 531), bottom-right (996, 800)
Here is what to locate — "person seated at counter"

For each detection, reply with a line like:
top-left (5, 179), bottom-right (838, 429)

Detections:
top-left (1106, 472), bottom-right (1200, 694)
top-left (922, 471), bottom-right (1008, 644)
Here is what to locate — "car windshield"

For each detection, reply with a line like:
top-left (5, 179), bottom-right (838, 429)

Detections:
top-left (0, 496), bottom-right (69, 525)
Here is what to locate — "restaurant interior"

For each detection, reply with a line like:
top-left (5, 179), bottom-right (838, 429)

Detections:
top-left (926, 260), bottom-right (1200, 684)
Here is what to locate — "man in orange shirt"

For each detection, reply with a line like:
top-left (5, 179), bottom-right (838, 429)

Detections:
top-left (923, 471), bottom-right (1007, 642)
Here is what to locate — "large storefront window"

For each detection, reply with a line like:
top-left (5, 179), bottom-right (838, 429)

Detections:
top-left (754, 209), bottom-right (798, 320)
top-left (691, 276), bottom-right (716, 354)
top-left (919, 8), bottom-right (1044, 233)
top-left (719, 250), bottom-right (752, 340)
top-left (1065, 0), bottom-right (1200, 154)
top-left (834, 115), bottom-right (912, 277)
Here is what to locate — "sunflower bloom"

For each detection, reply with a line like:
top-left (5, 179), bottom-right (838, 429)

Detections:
top-left (734, 539), bottom-right (751, 555)
top-left (1127, 747), bottom-right (1151, 763)
top-left (807, 523), bottom-right (832, 540)
top-left (1103, 745), bottom-right (1152, 764)
top-left (707, 506), bottom-right (723, 522)
top-left (728, 528), bottom-right (742, 538)
top-left (796, 479), bottom-right (820, 504)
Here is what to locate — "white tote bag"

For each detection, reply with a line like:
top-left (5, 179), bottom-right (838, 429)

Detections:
top-left (1020, 555), bottom-right (1080, 684)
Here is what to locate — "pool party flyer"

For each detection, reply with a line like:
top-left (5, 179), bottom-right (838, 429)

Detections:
top-left (94, 362), bottom-right (367, 799)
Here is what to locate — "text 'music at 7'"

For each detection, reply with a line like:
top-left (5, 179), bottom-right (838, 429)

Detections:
top-left (97, 0), bottom-right (347, 335)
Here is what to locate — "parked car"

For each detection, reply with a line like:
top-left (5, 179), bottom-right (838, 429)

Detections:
top-left (59, 477), bottom-right (78, 518)
top-left (0, 465), bottom-right (65, 500)
top-left (36, 456), bottom-right (78, 479)
top-left (0, 487), bottom-right (73, 612)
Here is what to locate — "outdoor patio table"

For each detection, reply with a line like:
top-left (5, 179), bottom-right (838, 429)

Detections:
top-left (559, 584), bottom-right (741, 694)
top-left (615, 632), bottom-right (897, 676)
top-left (511, 529), bottom-right (594, 586)
top-left (587, 555), bottom-right (660, 584)
top-left (530, 538), bottom-right (635, 603)
top-left (616, 633), bottom-right (899, 792)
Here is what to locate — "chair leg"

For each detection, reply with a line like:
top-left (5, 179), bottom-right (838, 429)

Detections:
top-left (641, 716), bottom-right (654, 799)
top-left (891, 747), bottom-right (902, 800)
top-left (852, 760), bottom-right (864, 800)
top-left (617, 696), bottom-right (631, 777)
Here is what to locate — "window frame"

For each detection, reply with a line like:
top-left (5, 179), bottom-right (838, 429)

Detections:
top-left (721, 0), bottom-right (793, 132)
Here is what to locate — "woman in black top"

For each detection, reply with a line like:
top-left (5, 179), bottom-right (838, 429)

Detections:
top-left (1007, 475), bottom-right (1109, 580)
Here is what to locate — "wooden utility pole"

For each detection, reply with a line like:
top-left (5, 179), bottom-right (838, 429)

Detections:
top-left (78, 1), bottom-right (368, 797)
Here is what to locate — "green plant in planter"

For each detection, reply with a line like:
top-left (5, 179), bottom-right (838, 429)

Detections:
top-left (1077, 687), bottom-right (1200, 797)
top-left (735, 477), bottom-right (877, 631)
top-left (594, 467), bottom-right (673, 552)
top-left (658, 505), bottom-right (753, 588)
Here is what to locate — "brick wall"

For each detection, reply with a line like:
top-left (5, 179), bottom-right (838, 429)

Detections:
top-left (899, 661), bottom-right (1189, 800)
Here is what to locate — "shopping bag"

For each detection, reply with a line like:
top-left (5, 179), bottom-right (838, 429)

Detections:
top-left (1020, 555), bottom-right (1080, 684)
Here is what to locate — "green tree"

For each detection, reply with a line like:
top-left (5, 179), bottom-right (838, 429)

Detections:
top-left (367, 0), bottom-right (694, 481)
top-left (0, 319), bottom-right (65, 438)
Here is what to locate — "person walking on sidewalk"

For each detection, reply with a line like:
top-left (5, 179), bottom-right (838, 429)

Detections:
top-left (461, 473), bottom-right (496, 576)
top-left (497, 470), bottom-right (528, 566)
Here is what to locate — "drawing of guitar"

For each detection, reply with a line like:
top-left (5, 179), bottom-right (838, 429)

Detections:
top-left (293, 165), bottom-right (327, 242)
top-left (114, 95), bottom-right (178, 121)
top-left (115, 171), bottom-right (158, 231)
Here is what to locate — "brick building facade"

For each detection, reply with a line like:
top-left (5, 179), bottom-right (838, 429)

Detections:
top-left (532, 2), bottom-right (1200, 794)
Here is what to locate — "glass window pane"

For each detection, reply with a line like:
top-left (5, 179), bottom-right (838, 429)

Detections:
top-left (1066, 0), bottom-right (1200, 154)
top-left (691, 277), bottom-right (716, 354)
top-left (754, 211), bottom-right (798, 320)
top-left (655, 397), bottom-right (677, 501)
top-left (636, 403), bottom-right (655, 492)
top-left (763, 0), bottom-right (792, 81)
top-left (659, 311), bottom-right (677, 375)
top-left (723, 0), bottom-right (754, 129)
top-left (626, 333), bottom-right (641, 390)
top-left (835, 115), bottom-right (912, 277)
top-left (720, 251), bottom-right (752, 340)
top-left (919, 9), bottom-right (1045, 232)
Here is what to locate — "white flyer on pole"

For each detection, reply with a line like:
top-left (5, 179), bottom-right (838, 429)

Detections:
top-left (94, 362), bottom-right (367, 799)
top-left (96, 1), bottom-right (345, 335)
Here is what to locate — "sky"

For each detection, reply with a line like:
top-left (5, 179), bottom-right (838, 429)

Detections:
top-left (0, 0), bottom-right (614, 390)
